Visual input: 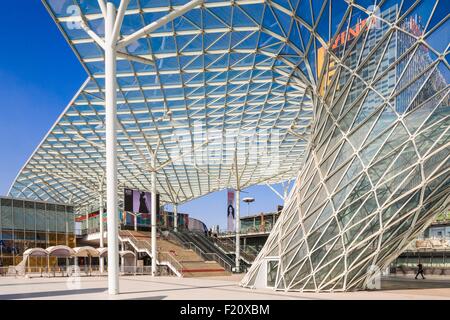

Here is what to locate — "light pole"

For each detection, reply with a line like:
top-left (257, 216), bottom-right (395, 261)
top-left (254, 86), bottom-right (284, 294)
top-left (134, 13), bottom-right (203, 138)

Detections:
top-left (242, 197), bottom-right (255, 217)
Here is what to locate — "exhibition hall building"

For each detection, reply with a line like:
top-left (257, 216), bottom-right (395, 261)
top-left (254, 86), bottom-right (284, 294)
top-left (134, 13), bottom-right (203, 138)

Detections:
top-left (0, 0), bottom-right (448, 295)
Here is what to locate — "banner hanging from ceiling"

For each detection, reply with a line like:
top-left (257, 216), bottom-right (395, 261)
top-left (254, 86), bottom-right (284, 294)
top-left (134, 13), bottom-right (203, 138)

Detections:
top-left (227, 189), bottom-right (236, 232)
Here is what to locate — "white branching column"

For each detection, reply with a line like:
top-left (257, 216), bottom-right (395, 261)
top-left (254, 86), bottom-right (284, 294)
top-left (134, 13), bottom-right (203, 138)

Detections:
top-left (235, 189), bottom-right (241, 272)
top-left (151, 163), bottom-right (157, 276)
top-left (173, 204), bottom-right (178, 232)
top-left (105, 2), bottom-right (119, 295)
top-left (99, 190), bottom-right (104, 274)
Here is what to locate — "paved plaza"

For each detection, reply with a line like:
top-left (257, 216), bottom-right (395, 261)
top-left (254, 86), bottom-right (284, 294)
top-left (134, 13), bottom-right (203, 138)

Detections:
top-left (0, 274), bottom-right (449, 300)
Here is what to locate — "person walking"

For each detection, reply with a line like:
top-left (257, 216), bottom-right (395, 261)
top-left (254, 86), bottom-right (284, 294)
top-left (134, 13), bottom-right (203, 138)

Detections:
top-left (415, 263), bottom-right (425, 279)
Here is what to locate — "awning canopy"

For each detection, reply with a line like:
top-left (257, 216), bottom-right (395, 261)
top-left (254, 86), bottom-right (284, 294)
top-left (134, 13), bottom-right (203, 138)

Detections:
top-left (119, 250), bottom-right (136, 258)
top-left (47, 245), bottom-right (76, 257)
top-left (8, 0), bottom-right (317, 209)
top-left (23, 246), bottom-right (107, 258)
top-left (97, 247), bottom-right (108, 258)
top-left (73, 246), bottom-right (100, 257)
top-left (23, 248), bottom-right (48, 257)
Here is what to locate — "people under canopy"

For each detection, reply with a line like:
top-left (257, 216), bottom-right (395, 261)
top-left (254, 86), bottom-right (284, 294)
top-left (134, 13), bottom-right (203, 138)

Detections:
top-left (18, 246), bottom-right (139, 276)
top-left (119, 250), bottom-right (137, 273)
top-left (46, 245), bottom-right (75, 257)
top-left (74, 246), bottom-right (100, 275)
top-left (20, 246), bottom-right (109, 276)
top-left (97, 247), bottom-right (108, 258)
top-left (21, 248), bottom-right (49, 275)
top-left (73, 246), bottom-right (99, 257)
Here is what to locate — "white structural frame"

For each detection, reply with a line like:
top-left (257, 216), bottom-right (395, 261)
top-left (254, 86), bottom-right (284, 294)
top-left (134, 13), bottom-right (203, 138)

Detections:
top-left (235, 189), bottom-right (241, 271)
top-left (173, 204), bottom-right (178, 232)
top-left (77, 0), bottom-right (206, 294)
top-left (99, 184), bottom-right (105, 274)
top-left (12, 0), bottom-right (312, 210)
top-left (10, 0), bottom-right (448, 294)
top-left (105, 2), bottom-right (119, 295)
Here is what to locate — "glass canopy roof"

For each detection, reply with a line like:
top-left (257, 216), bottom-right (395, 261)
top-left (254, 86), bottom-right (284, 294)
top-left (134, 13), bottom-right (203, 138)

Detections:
top-left (9, 0), bottom-right (321, 208)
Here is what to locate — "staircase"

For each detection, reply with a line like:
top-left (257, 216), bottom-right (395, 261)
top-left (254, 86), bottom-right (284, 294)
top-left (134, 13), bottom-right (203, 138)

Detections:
top-left (119, 230), bottom-right (183, 276)
top-left (119, 230), bottom-right (229, 277)
top-left (171, 230), bottom-right (260, 271)
top-left (172, 231), bottom-right (234, 270)
top-left (212, 236), bottom-right (258, 265)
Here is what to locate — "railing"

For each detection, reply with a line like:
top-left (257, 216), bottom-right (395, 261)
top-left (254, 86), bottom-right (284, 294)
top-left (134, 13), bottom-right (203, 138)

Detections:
top-left (0, 265), bottom-right (179, 278)
top-left (120, 265), bottom-right (175, 276)
top-left (169, 231), bottom-right (234, 271)
top-left (181, 241), bottom-right (232, 272)
top-left (217, 226), bottom-right (274, 237)
top-left (213, 237), bottom-right (235, 253)
top-left (159, 251), bottom-right (184, 275)
top-left (240, 244), bottom-right (258, 261)
top-left (405, 237), bottom-right (450, 251)
top-left (0, 265), bottom-right (108, 278)
top-left (76, 226), bottom-right (102, 236)
top-left (212, 237), bottom-right (257, 263)
top-left (119, 232), bottom-right (184, 277)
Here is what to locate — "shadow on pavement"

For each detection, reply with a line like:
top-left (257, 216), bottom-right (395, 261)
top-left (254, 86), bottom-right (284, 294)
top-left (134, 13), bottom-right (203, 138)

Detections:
top-left (0, 287), bottom-right (107, 300)
top-left (127, 295), bottom-right (167, 300)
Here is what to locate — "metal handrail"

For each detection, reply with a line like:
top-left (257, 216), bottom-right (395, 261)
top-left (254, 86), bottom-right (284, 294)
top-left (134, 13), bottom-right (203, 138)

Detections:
top-left (159, 251), bottom-right (184, 273)
top-left (217, 226), bottom-right (274, 237)
top-left (212, 236), bottom-right (257, 262)
top-left (169, 231), bottom-right (233, 271)
top-left (181, 241), bottom-right (232, 271)
top-left (148, 241), bottom-right (184, 274)
top-left (243, 245), bottom-right (259, 256)
top-left (120, 233), bottom-right (184, 276)
top-left (0, 265), bottom-right (107, 278)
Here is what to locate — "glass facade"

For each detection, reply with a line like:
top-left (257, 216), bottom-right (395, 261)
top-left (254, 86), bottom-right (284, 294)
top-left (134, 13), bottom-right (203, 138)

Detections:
top-left (242, 0), bottom-right (449, 292)
top-left (240, 213), bottom-right (280, 234)
top-left (75, 209), bottom-right (190, 234)
top-left (0, 197), bottom-right (75, 267)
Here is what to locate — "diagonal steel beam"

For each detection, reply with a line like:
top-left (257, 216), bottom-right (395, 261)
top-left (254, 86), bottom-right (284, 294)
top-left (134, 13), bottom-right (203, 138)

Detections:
top-left (112, 0), bottom-right (130, 43)
top-left (117, 0), bottom-right (204, 49)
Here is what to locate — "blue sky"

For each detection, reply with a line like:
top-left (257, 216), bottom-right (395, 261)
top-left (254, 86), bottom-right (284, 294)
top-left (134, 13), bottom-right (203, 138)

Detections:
top-left (0, 1), bottom-right (289, 230)
top-left (0, 1), bottom-right (86, 195)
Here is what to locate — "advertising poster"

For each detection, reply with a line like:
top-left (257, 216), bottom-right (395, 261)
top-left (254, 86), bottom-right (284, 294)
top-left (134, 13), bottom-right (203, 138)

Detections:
top-left (227, 189), bottom-right (235, 232)
top-left (124, 189), bottom-right (160, 228)
top-left (124, 188), bottom-right (151, 214)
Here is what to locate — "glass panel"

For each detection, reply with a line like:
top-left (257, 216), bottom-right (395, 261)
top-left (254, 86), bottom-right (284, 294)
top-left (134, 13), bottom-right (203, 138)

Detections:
top-left (267, 260), bottom-right (279, 287)
top-left (47, 204), bottom-right (56, 232)
top-left (1, 198), bottom-right (13, 229)
top-left (57, 205), bottom-right (66, 233)
top-left (24, 201), bottom-right (35, 230)
top-left (13, 200), bottom-right (24, 230)
top-left (67, 206), bottom-right (75, 234)
top-left (36, 203), bottom-right (47, 232)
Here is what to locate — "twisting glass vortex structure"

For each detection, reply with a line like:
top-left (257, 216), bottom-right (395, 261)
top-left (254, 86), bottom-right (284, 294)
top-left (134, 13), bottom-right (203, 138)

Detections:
top-left (242, 0), bottom-right (450, 291)
top-left (8, 0), bottom-right (449, 292)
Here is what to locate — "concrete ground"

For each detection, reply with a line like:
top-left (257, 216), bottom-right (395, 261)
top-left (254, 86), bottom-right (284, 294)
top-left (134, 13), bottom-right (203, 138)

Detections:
top-left (0, 274), bottom-right (450, 300)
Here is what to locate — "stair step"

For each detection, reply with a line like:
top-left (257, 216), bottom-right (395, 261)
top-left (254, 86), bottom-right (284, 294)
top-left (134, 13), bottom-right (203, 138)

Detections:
top-left (181, 268), bottom-right (226, 273)
top-left (182, 270), bottom-right (231, 277)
